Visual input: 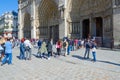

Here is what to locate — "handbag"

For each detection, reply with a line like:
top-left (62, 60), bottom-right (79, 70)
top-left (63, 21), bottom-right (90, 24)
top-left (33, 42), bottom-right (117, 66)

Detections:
top-left (92, 47), bottom-right (96, 52)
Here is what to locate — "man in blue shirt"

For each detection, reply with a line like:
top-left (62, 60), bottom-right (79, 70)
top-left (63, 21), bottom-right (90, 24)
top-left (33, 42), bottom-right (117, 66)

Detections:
top-left (1, 38), bottom-right (12, 66)
top-left (38, 39), bottom-right (42, 49)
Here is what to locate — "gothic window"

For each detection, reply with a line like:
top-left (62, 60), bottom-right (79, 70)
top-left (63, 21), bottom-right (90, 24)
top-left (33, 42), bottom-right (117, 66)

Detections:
top-left (72, 23), bottom-right (74, 34)
top-left (71, 22), bottom-right (80, 34)
top-left (69, 23), bottom-right (72, 34)
top-left (115, 0), bottom-right (120, 6)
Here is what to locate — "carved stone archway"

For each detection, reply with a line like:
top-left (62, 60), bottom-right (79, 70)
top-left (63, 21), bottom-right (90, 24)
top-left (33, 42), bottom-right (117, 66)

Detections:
top-left (23, 13), bottom-right (31, 39)
top-left (67, 0), bottom-right (112, 39)
top-left (38, 0), bottom-right (59, 43)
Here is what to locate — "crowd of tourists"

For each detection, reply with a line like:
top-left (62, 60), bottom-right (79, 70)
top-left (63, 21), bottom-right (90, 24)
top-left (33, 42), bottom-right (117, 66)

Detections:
top-left (0, 36), bottom-right (97, 66)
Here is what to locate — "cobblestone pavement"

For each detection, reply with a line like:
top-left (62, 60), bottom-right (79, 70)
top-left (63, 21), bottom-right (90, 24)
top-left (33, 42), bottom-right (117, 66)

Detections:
top-left (0, 46), bottom-right (120, 80)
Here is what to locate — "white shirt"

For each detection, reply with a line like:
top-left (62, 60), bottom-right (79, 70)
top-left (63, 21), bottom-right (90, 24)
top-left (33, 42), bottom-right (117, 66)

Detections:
top-left (24, 40), bottom-right (32, 48)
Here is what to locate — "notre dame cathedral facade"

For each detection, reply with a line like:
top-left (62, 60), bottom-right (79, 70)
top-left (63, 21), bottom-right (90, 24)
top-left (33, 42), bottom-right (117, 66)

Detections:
top-left (18, 0), bottom-right (120, 47)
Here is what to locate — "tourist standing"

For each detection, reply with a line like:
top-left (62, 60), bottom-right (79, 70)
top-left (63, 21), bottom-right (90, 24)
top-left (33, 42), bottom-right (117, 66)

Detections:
top-left (38, 41), bottom-right (47, 58)
top-left (110, 38), bottom-right (114, 50)
top-left (24, 39), bottom-right (32, 60)
top-left (91, 41), bottom-right (97, 62)
top-left (84, 39), bottom-right (91, 59)
top-left (63, 39), bottom-right (68, 56)
top-left (19, 39), bottom-right (25, 60)
top-left (1, 38), bottom-right (13, 66)
top-left (56, 40), bottom-right (62, 56)
top-left (47, 40), bottom-right (53, 60)
top-left (38, 39), bottom-right (42, 49)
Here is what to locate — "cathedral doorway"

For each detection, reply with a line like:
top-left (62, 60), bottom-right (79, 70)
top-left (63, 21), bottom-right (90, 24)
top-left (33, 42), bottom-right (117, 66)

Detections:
top-left (95, 17), bottom-right (103, 37)
top-left (38, 0), bottom-right (59, 41)
top-left (82, 19), bottom-right (90, 39)
top-left (49, 25), bottom-right (59, 44)
top-left (23, 13), bottom-right (31, 39)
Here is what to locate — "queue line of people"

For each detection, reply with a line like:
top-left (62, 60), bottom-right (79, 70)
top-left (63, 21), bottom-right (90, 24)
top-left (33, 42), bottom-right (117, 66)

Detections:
top-left (0, 36), bottom-right (98, 66)
top-left (19, 37), bottom-right (97, 61)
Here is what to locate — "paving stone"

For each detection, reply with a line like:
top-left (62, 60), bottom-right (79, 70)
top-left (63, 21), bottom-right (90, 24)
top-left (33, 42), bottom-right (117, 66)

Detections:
top-left (0, 46), bottom-right (120, 80)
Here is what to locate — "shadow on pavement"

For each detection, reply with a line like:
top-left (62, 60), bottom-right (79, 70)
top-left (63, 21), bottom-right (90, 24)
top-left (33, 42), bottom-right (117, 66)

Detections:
top-left (72, 55), bottom-right (84, 60)
top-left (97, 60), bottom-right (120, 66)
top-left (72, 55), bottom-right (120, 66)
top-left (32, 54), bottom-right (39, 58)
top-left (16, 56), bottom-right (20, 59)
top-left (32, 53), bottom-right (48, 59)
top-left (72, 55), bottom-right (93, 61)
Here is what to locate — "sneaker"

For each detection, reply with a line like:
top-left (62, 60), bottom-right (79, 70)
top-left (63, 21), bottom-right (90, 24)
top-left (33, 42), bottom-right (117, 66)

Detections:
top-left (48, 57), bottom-right (50, 60)
top-left (87, 57), bottom-right (89, 59)
top-left (8, 63), bottom-right (14, 65)
top-left (64, 54), bottom-right (66, 57)
top-left (1, 63), bottom-right (5, 66)
top-left (28, 58), bottom-right (31, 60)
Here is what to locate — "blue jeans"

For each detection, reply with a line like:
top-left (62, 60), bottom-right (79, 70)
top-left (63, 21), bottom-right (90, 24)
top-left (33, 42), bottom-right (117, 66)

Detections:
top-left (92, 52), bottom-right (96, 61)
top-left (67, 46), bottom-right (70, 55)
top-left (2, 53), bottom-right (12, 64)
top-left (71, 45), bottom-right (74, 51)
top-left (69, 45), bottom-right (72, 51)
top-left (20, 49), bottom-right (25, 60)
top-left (48, 51), bottom-right (52, 58)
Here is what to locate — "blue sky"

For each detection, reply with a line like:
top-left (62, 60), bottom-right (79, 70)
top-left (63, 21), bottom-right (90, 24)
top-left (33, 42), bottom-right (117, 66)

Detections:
top-left (0, 0), bottom-right (18, 16)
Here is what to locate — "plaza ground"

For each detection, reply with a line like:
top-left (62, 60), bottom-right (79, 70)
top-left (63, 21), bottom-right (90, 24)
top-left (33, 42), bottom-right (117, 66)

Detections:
top-left (0, 46), bottom-right (120, 80)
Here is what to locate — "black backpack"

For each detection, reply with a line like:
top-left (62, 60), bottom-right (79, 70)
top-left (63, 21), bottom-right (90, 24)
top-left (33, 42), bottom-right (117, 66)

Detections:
top-left (63, 42), bottom-right (66, 47)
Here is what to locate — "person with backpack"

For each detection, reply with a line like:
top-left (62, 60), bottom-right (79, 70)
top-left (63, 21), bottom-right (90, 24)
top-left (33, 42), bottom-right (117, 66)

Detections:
top-left (63, 39), bottom-right (68, 56)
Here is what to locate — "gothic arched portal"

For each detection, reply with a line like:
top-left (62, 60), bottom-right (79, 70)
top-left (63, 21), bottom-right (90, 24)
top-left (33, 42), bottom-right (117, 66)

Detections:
top-left (82, 19), bottom-right (90, 39)
top-left (23, 13), bottom-right (31, 39)
top-left (38, 0), bottom-right (59, 43)
top-left (67, 0), bottom-right (112, 40)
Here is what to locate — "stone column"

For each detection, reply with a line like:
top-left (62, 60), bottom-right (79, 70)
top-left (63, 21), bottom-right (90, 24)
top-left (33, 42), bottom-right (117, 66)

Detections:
top-left (91, 18), bottom-right (96, 37)
top-left (67, 22), bottom-right (71, 38)
top-left (80, 20), bottom-right (82, 38)
top-left (64, 0), bottom-right (68, 37)
top-left (65, 0), bottom-right (68, 8)
top-left (89, 17), bottom-right (92, 37)
top-left (102, 17), bottom-right (105, 38)
top-left (18, 1), bottom-right (23, 39)
top-left (90, 17), bottom-right (96, 37)
top-left (31, 0), bottom-right (36, 39)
